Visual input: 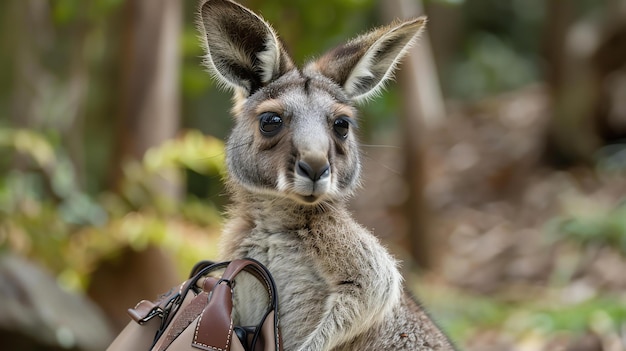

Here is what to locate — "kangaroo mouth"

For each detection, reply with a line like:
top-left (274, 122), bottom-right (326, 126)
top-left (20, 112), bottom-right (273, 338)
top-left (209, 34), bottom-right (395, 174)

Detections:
top-left (300, 194), bottom-right (319, 203)
top-left (292, 175), bottom-right (331, 204)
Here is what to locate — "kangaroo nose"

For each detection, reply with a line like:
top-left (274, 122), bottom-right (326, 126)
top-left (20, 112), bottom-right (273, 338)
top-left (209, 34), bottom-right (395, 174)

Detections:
top-left (296, 160), bottom-right (330, 181)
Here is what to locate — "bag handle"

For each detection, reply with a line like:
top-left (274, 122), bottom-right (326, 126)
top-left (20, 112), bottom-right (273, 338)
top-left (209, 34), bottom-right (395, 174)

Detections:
top-left (192, 258), bottom-right (281, 351)
top-left (221, 259), bottom-right (277, 305)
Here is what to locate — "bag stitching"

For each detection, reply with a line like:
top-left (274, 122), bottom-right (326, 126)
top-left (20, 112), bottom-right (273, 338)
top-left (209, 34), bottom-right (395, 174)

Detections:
top-left (193, 310), bottom-right (233, 351)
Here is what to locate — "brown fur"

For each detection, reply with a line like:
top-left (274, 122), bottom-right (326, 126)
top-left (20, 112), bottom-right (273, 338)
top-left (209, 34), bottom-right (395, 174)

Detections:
top-left (197, 1), bottom-right (456, 350)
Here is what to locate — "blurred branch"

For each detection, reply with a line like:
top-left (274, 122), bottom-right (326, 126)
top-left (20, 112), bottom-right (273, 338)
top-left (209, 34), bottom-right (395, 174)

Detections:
top-left (381, 0), bottom-right (446, 269)
top-left (383, 0), bottom-right (446, 128)
top-left (543, 0), bottom-right (573, 93)
top-left (64, 4), bottom-right (92, 189)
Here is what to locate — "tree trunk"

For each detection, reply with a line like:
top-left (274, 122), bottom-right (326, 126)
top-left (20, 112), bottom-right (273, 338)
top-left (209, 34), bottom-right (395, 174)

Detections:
top-left (381, 0), bottom-right (446, 269)
top-left (92, 0), bottom-right (183, 332)
top-left (109, 0), bottom-right (182, 199)
top-left (543, 0), bottom-right (602, 166)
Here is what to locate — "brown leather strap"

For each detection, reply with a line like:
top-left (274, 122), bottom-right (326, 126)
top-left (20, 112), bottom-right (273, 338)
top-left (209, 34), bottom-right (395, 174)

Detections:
top-left (192, 282), bottom-right (234, 350)
top-left (157, 292), bottom-right (209, 351)
top-left (192, 259), bottom-right (279, 351)
top-left (127, 300), bottom-right (158, 323)
top-left (199, 276), bottom-right (220, 291)
top-left (220, 259), bottom-right (275, 302)
top-left (124, 259), bottom-right (280, 351)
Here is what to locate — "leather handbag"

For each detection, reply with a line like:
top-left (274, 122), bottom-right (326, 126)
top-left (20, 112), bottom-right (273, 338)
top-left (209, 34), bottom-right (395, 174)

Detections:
top-left (107, 258), bottom-right (282, 351)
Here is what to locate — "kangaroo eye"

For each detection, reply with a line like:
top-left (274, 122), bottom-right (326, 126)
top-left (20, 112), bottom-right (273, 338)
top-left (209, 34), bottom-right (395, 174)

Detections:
top-left (259, 112), bottom-right (283, 136)
top-left (333, 117), bottom-right (350, 139)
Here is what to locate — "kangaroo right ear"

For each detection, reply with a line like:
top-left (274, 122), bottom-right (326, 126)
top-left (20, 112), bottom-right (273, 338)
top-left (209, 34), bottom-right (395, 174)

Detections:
top-left (306, 18), bottom-right (426, 102)
top-left (197, 0), bottom-right (294, 97)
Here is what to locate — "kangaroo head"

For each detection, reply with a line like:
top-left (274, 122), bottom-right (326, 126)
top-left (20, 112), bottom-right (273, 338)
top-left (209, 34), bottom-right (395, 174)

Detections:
top-left (198, 0), bottom-right (425, 205)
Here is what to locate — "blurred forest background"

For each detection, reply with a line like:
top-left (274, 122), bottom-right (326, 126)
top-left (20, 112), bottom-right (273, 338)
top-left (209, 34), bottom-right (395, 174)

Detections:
top-left (1, 0), bottom-right (626, 350)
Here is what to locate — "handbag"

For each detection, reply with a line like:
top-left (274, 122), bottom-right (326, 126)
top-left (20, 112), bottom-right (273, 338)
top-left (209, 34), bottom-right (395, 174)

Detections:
top-left (107, 258), bottom-right (282, 351)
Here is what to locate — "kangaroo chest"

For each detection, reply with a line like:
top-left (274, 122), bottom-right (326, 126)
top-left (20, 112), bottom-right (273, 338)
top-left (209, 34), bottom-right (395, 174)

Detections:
top-left (221, 211), bottom-right (401, 350)
top-left (227, 227), bottom-right (332, 349)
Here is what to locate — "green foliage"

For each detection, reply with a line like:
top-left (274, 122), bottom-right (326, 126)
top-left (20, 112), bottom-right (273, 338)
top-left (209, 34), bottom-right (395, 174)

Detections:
top-left (181, 27), bottom-right (214, 98)
top-left (418, 282), bottom-right (626, 345)
top-left (596, 144), bottom-right (626, 173)
top-left (450, 32), bottom-right (537, 99)
top-left (143, 130), bottom-right (225, 181)
top-left (0, 128), bottom-right (225, 291)
top-left (426, 0), bottom-right (465, 5)
top-left (0, 129), bottom-right (55, 169)
top-left (246, 0), bottom-right (376, 64)
top-left (555, 202), bottom-right (626, 255)
top-left (441, 0), bottom-right (544, 99)
top-left (52, 0), bottom-right (123, 24)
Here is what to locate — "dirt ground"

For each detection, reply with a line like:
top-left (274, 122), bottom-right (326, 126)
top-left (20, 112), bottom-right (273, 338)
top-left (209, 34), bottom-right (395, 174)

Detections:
top-left (350, 85), bottom-right (626, 351)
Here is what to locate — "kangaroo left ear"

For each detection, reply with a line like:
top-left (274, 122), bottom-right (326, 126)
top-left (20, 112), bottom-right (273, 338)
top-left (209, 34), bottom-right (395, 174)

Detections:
top-left (306, 17), bottom-right (426, 102)
top-left (197, 0), bottom-right (294, 97)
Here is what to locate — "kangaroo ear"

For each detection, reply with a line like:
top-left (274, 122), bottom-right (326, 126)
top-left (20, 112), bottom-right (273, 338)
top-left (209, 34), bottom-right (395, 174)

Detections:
top-left (197, 0), bottom-right (294, 96)
top-left (307, 17), bottom-right (426, 102)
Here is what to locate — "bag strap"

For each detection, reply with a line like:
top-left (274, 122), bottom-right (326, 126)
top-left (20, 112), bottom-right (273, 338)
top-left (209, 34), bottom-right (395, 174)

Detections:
top-left (128, 260), bottom-right (218, 325)
top-left (148, 261), bottom-right (234, 347)
top-left (154, 277), bottom-right (219, 351)
top-left (192, 258), bottom-right (281, 351)
top-left (127, 281), bottom-right (186, 325)
top-left (221, 259), bottom-right (277, 305)
top-left (189, 260), bottom-right (215, 278)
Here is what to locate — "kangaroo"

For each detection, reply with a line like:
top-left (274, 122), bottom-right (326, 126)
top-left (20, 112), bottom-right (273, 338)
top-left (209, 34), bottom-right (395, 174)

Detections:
top-left (197, 1), bottom-right (456, 350)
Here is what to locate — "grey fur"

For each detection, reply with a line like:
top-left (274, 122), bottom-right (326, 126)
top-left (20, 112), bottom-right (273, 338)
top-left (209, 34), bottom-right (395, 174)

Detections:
top-left (197, 0), bottom-right (456, 350)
